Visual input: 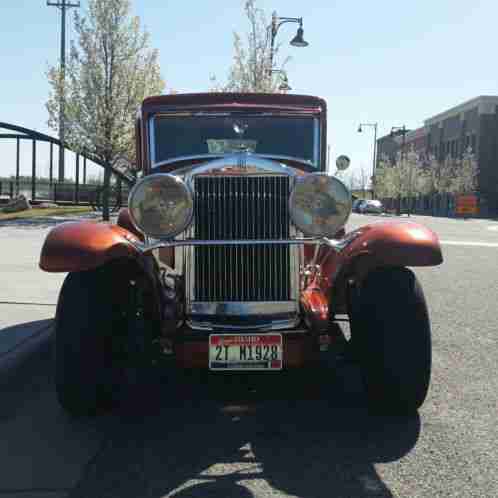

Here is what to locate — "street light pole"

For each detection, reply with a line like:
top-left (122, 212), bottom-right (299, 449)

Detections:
top-left (268, 12), bottom-right (308, 84)
top-left (390, 125), bottom-right (409, 215)
top-left (47, 0), bottom-right (80, 183)
top-left (358, 122), bottom-right (378, 197)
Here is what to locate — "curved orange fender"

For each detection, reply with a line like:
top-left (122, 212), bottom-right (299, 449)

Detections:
top-left (39, 221), bottom-right (143, 273)
top-left (319, 220), bottom-right (443, 313)
top-left (117, 208), bottom-right (144, 241)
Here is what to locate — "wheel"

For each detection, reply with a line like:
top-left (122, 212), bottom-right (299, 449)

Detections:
top-left (351, 267), bottom-right (432, 414)
top-left (54, 266), bottom-right (130, 416)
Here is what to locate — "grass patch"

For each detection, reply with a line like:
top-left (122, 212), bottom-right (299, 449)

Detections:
top-left (0, 206), bottom-right (92, 221)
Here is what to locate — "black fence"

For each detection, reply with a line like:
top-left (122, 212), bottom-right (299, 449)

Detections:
top-left (0, 180), bottom-right (129, 210)
top-left (380, 193), bottom-right (484, 217)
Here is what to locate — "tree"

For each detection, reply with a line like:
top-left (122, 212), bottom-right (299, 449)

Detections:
top-left (46, 0), bottom-right (165, 219)
top-left (375, 147), bottom-right (479, 217)
top-left (211, 0), bottom-right (287, 92)
top-left (375, 152), bottom-right (413, 198)
top-left (354, 166), bottom-right (370, 196)
top-left (451, 147), bottom-right (478, 194)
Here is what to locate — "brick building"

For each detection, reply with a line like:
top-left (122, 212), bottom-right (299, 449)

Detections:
top-left (377, 96), bottom-right (498, 214)
top-left (377, 126), bottom-right (428, 163)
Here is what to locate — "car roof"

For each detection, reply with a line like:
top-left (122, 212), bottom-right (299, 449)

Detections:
top-left (142, 93), bottom-right (326, 113)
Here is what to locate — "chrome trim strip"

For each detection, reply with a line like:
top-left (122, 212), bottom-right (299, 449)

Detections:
top-left (130, 234), bottom-right (358, 255)
top-left (187, 318), bottom-right (300, 332)
top-left (189, 301), bottom-right (297, 316)
top-left (133, 237), bottom-right (324, 250)
top-left (184, 224), bottom-right (193, 305)
top-left (149, 115), bottom-right (156, 165)
top-left (151, 153), bottom-right (315, 171)
top-left (313, 117), bottom-right (320, 169)
top-left (187, 300), bottom-right (300, 331)
top-left (136, 231), bottom-right (359, 251)
top-left (182, 153), bottom-right (299, 188)
top-left (288, 176), bottom-right (299, 300)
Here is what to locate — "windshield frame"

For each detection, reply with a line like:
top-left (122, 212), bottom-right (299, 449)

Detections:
top-left (149, 111), bottom-right (321, 170)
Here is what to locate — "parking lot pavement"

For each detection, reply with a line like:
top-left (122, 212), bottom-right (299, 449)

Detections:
top-left (0, 225), bottom-right (61, 391)
top-left (0, 225), bottom-right (64, 306)
top-left (1, 213), bottom-right (497, 497)
top-left (348, 212), bottom-right (498, 245)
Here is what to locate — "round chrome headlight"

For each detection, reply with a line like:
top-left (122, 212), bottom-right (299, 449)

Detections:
top-left (128, 174), bottom-right (193, 238)
top-left (289, 173), bottom-right (352, 237)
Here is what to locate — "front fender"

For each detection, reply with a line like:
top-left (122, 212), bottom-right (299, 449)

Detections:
top-left (322, 220), bottom-right (443, 312)
top-left (39, 221), bottom-right (142, 273)
top-left (343, 220), bottom-right (442, 269)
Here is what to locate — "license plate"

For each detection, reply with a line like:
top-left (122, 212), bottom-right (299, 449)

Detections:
top-left (209, 334), bottom-right (283, 371)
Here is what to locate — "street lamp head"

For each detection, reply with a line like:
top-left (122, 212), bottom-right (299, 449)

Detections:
top-left (290, 27), bottom-right (308, 47)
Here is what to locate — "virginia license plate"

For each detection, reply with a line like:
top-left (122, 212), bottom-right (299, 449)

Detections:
top-left (209, 334), bottom-right (283, 371)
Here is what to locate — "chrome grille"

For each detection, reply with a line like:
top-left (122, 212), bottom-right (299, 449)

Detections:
top-left (193, 176), bottom-right (290, 301)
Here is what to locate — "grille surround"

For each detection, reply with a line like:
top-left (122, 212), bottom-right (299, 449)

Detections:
top-left (182, 154), bottom-right (302, 331)
top-left (193, 175), bottom-right (291, 302)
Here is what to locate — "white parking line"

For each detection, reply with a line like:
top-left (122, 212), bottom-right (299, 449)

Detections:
top-left (440, 240), bottom-right (498, 248)
top-left (487, 226), bottom-right (498, 231)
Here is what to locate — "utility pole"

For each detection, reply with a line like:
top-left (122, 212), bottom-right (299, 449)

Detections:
top-left (47, 0), bottom-right (80, 183)
top-left (391, 125), bottom-right (408, 216)
top-left (358, 122), bottom-right (378, 196)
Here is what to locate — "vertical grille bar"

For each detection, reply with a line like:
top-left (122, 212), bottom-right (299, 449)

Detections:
top-left (194, 175), bottom-right (290, 302)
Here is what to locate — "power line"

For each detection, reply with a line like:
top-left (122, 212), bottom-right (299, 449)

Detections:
top-left (47, 1), bottom-right (80, 183)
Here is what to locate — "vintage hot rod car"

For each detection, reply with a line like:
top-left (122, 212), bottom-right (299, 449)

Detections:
top-left (40, 93), bottom-right (443, 416)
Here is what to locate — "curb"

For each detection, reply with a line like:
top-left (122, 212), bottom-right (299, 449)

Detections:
top-left (0, 321), bottom-right (53, 384)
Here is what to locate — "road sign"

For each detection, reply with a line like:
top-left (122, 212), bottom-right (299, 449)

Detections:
top-left (456, 194), bottom-right (478, 215)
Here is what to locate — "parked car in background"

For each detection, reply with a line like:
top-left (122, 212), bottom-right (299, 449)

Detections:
top-left (352, 199), bottom-right (366, 213)
top-left (40, 92), bottom-right (443, 417)
top-left (360, 200), bottom-right (383, 214)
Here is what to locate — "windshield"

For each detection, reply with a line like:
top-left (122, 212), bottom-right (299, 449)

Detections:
top-left (152, 114), bottom-right (318, 167)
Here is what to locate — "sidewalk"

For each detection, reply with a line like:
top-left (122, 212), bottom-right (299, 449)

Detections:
top-left (0, 224), bottom-right (62, 381)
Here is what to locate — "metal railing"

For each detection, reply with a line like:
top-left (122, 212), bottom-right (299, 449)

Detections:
top-left (0, 180), bottom-right (129, 211)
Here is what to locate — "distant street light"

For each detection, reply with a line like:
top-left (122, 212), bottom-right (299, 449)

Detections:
top-left (390, 125), bottom-right (410, 216)
top-left (390, 125), bottom-right (408, 158)
top-left (268, 12), bottom-right (309, 75)
top-left (358, 122), bottom-right (378, 197)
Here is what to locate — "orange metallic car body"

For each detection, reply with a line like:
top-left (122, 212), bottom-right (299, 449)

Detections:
top-left (39, 93), bottom-right (443, 370)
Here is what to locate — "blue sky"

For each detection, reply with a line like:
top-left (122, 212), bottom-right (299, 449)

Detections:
top-left (1, 0), bottom-right (497, 181)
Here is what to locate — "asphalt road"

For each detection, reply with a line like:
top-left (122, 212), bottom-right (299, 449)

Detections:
top-left (1, 213), bottom-right (497, 498)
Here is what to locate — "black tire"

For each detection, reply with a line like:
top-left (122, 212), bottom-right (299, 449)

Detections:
top-left (352, 267), bottom-right (432, 414)
top-left (54, 267), bottom-right (129, 416)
